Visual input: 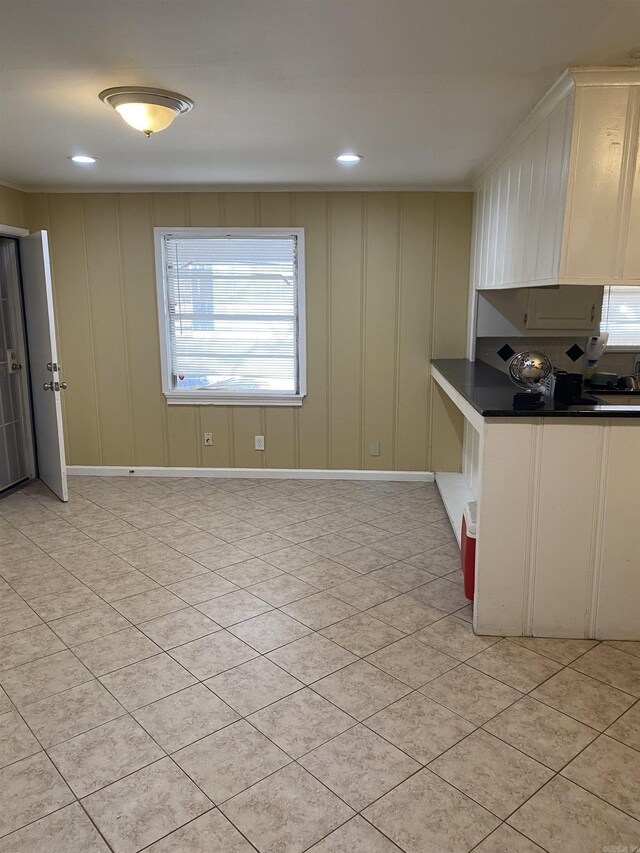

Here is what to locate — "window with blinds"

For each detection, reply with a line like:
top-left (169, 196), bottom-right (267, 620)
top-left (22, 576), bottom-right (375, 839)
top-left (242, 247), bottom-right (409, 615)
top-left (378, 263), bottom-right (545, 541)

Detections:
top-left (600, 285), bottom-right (640, 348)
top-left (155, 228), bottom-right (306, 405)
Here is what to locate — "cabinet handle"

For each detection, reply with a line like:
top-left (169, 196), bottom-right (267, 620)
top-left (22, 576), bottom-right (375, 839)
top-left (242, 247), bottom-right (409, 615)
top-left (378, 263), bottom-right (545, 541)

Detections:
top-left (590, 304), bottom-right (595, 322)
top-left (523, 312), bottom-right (528, 325)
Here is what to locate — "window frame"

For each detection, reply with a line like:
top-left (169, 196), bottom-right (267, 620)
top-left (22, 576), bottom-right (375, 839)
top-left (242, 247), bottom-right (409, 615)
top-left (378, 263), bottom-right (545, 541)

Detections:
top-left (154, 226), bottom-right (307, 406)
top-left (600, 284), bottom-right (640, 352)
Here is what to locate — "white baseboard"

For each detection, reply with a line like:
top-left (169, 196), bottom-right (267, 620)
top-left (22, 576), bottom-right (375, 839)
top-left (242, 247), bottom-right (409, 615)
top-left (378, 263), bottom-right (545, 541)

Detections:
top-left (67, 465), bottom-right (434, 483)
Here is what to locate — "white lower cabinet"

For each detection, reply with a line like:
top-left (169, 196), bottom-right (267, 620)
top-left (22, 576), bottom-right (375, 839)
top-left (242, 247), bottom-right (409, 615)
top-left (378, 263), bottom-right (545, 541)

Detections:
top-left (473, 417), bottom-right (640, 639)
top-left (432, 367), bottom-right (640, 640)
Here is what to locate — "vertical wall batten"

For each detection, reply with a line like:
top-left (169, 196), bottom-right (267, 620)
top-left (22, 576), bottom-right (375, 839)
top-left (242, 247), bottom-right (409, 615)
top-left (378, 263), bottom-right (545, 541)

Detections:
top-left (149, 195), bottom-right (171, 467)
top-left (259, 193), bottom-right (296, 470)
top-left (77, 196), bottom-right (103, 464)
top-left (392, 195), bottom-right (404, 470)
top-left (325, 195), bottom-right (332, 468)
top-left (114, 195), bottom-right (137, 466)
top-left (359, 195), bottom-right (368, 470)
top-left (227, 408), bottom-right (236, 468)
top-left (363, 193), bottom-right (400, 471)
top-left (153, 193), bottom-right (196, 468)
top-left (291, 194), bottom-right (301, 470)
top-left (83, 194), bottom-right (136, 465)
top-left (195, 408), bottom-right (203, 468)
top-left (426, 195), bottom-right (441, 471)
top-left (329, 193), bottom-right (364, 469)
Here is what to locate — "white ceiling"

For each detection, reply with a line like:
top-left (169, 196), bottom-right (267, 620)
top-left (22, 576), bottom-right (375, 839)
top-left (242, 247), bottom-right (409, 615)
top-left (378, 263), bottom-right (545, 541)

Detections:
top-left (1, 0), bottom-right (640, 191)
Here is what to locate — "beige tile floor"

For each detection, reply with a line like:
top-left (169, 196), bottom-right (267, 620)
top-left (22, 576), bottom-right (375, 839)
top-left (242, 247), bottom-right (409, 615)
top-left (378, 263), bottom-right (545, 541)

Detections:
top-left (0, 476), bottom-right (639, 853)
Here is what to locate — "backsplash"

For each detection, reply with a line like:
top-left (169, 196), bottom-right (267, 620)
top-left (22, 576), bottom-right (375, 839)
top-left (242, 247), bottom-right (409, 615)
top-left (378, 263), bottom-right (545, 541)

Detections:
top-left (477, 337), bottom-right (640, 377)
top-left (598, 350), bottom-right (640, 377)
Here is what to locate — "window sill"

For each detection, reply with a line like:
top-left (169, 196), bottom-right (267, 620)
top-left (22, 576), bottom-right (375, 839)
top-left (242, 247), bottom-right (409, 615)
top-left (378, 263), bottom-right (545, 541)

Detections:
top-left (603, 346), bottom-right (640, 353)
top-left (164, 392), bottom-right (305, 407)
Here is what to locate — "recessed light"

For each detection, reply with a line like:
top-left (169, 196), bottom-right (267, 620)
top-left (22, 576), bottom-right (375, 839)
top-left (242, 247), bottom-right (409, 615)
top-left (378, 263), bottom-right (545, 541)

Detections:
top-left (69, 155), bottom-right (98, 164)
top-left (336, 153), bottom-right (363, 164)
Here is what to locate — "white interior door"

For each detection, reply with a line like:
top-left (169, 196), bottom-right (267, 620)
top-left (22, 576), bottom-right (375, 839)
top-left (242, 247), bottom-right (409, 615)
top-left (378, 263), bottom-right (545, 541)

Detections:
top-left (19, 231), bottom-right (68, 501)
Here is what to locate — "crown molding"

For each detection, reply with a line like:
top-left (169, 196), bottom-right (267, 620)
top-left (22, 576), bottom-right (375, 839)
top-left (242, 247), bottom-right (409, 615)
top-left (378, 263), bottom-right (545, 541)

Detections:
top-left (474, 70), bottom-right (574, 187)
top-left (569, 65), bottom-right (640, 86)
top-left (11, 183), bottom-right (473, 194)
top-left (0, 177), bottom-right (28, 192)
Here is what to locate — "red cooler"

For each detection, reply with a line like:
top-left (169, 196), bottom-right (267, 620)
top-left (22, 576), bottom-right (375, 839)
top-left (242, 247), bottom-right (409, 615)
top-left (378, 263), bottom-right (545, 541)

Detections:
top-left (460, 501), bottom-right (477, 601)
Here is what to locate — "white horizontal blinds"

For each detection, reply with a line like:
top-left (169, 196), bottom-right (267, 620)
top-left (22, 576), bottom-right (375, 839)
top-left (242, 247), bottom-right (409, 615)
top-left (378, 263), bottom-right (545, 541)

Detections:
top-left (165, 234), bottom-right (298, 393)
top-left (601, 285), bottom-right (640, 347)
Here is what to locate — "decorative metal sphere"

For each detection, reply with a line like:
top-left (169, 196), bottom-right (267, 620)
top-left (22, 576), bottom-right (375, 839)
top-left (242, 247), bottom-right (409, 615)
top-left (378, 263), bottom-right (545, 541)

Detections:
top-left (508, 351), bottom-right (552, 389)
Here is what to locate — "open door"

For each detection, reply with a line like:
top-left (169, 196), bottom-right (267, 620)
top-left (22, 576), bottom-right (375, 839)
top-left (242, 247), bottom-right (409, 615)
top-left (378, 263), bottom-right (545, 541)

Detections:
top-left (19, 231), bottom-right (68, 501)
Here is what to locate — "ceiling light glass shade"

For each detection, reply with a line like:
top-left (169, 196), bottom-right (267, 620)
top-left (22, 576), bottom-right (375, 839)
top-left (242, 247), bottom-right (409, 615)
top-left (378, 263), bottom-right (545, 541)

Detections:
top-left (115, 102), bottom-right (178, 135)
top-left (99, 87), bottom-right (194, 136)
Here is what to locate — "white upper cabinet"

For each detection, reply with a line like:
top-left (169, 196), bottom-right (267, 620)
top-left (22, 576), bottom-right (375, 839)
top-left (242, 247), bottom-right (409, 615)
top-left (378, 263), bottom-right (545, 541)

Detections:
top-left (524, 285), bottom-right (600, 330)
top-left (475, 285), bottom-right (602, 336)
top-left (473, 69), bottom-right (640, 290)
top-left (621, 114), bottom-right (640, 279)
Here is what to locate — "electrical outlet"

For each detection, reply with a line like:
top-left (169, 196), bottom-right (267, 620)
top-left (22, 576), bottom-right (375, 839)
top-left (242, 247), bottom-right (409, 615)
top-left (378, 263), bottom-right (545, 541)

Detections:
top-left (369, 441), bottom-right (380, 457)
top-left (203, 432), bottom-right (213, 446)
top-left (255, 435), bottom-right (265, 451)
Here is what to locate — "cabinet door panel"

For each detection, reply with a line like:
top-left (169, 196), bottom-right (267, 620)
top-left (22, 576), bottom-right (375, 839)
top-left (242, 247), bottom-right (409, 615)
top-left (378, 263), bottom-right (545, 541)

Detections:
top-left (521, 123), bottom-right (547, 282)
top-left (479, 181), bottom-right (492, 288)
top-left (536, 97), bottom-right (572, 281)
top-left (484, 177), bottom-right (497, 288)
top-left (622, 90), bottom-right (640, 280)
top-left (502, 153), bottom-right (522, 285)
top-left (532, 421), bottom-right (601, 637)
top-left (562, 86), bottom-right (629, 280)
top-left (525, 285), bottom-right (601, 330)
top-left (488, 170), bottom-right (506, 288)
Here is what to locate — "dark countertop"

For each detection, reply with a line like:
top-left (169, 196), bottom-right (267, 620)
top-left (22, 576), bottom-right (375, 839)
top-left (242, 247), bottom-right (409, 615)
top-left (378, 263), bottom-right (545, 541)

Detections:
top-left (431, 359), bottom-right (640, 418)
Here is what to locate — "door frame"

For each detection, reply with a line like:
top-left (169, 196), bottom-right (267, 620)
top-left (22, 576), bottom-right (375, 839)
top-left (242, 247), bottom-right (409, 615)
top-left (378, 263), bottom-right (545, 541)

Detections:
top-left (0, 224), bottom-right (37, 492)
top-left (0, 225), bottom-right (28, 239)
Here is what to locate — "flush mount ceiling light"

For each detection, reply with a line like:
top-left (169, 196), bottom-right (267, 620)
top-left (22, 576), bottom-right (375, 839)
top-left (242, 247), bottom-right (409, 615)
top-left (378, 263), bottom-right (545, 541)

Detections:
top-left (99, 87), bottom-right (194, 137)
top-left (69, 154), bottom-right (98, 164)
top-left (336, 153), bottom-right (363, 164)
